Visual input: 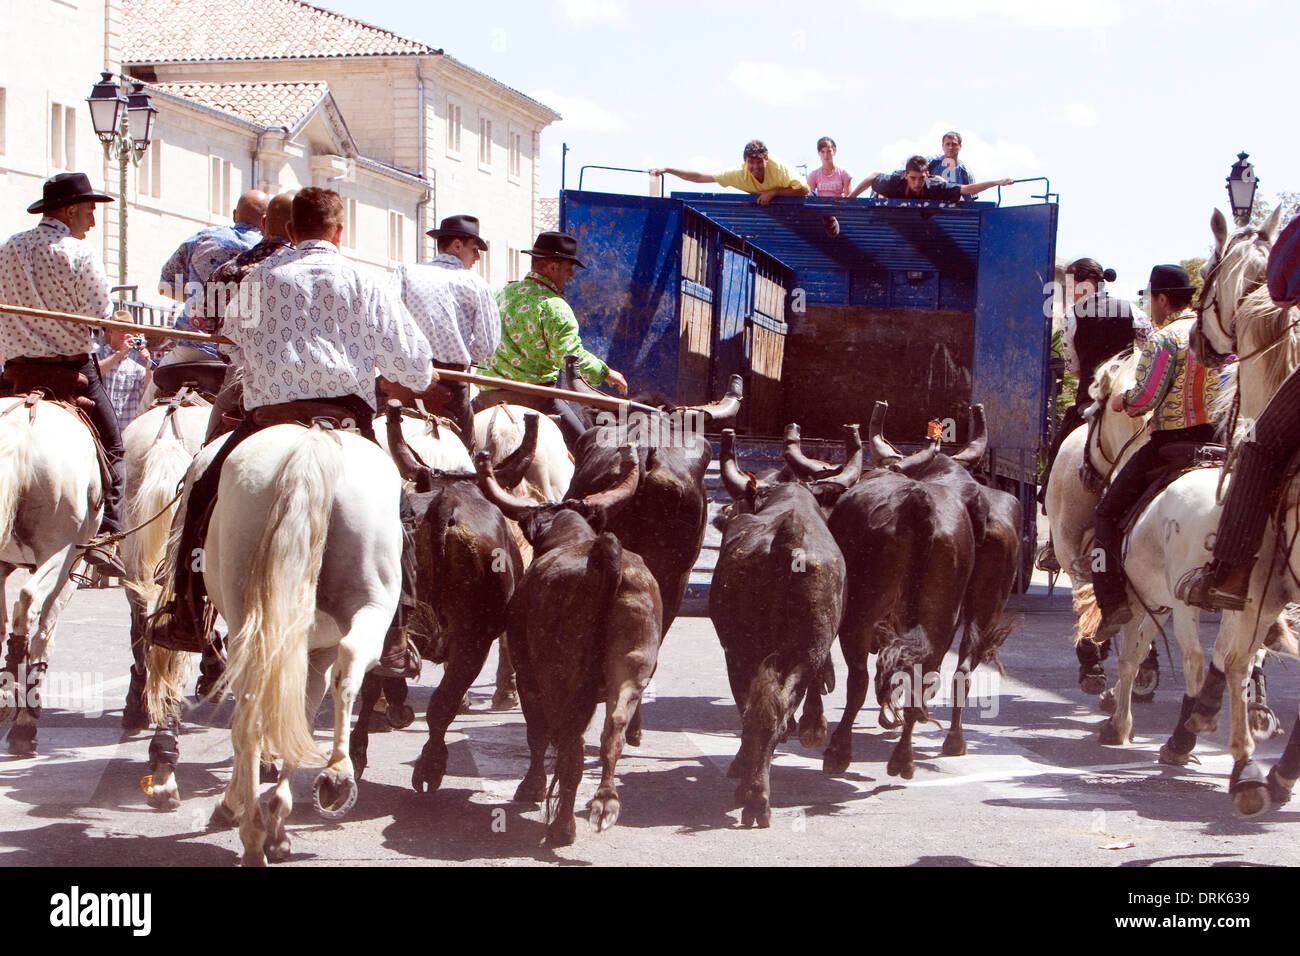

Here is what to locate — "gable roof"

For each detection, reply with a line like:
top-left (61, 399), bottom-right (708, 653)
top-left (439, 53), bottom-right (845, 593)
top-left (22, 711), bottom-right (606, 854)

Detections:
top-left (151, 82), bottom-right (331, 129)
top-left (124, 0), bottom-right (436, 62)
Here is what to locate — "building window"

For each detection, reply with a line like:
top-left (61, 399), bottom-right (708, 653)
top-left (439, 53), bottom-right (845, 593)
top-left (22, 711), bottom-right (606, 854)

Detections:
top-left (388, 211), bottom-right (404, 262)
top-left (509, 130), bottom-right (522, 178)
top-left (341, 198), bottom-right (357, 249)
top-left (507, 246), bottom-right (520, 281)
top-left (446, 101), bottom-right (461, 156)
top-left (210, 156), bottom-right (231, 217)
top-left (477, 241), bottom-right (491, 283)
top-left (137, 136), bottom-right (161, 199)
top-left (479, 116), bottom-right (492, 166)
top-left (51, 103), bottom-right (76, 170)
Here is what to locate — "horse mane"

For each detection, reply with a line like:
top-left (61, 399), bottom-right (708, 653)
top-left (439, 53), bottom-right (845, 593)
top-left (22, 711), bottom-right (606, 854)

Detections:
top-left (1089, 347), bottom-right (1138, 408)
top-left (1236, 284), bottom-right (1300, 399)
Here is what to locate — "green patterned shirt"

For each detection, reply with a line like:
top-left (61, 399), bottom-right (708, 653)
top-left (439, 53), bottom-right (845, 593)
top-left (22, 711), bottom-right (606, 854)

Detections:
top-left (478, 272), bottom-right (610, 387)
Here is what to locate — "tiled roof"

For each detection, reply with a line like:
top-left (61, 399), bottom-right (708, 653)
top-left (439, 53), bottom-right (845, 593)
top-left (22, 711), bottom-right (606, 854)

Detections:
top-left (151, 82), bottom-right (329, 129)
top-left (124, 0), bottom-right (436, 62)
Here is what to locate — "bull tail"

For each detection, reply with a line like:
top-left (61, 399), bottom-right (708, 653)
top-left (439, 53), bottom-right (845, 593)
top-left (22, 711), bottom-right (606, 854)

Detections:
top-left (0, 408), bottom-right (32, 547)
top-left (219, 426), bottom-right (342, 768)
top-left (970, 613), bottom-right (1024, 677)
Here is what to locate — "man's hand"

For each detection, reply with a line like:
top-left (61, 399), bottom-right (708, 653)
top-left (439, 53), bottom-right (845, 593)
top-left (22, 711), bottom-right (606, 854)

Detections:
top-left (190, 315), bottom-right (214, 332)
top-left (757, 190), bottom-right (777, 205)
top-left (606, 369), bottom-right (628, 395)
top-left (137, 345), bottom-right (152, 365)
top-left (942, 157), bottom-right (958, 169)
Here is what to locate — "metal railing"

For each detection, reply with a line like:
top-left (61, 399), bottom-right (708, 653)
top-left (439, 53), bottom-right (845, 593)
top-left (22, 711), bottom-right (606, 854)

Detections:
top-left (111, 286), bottom-right (179, 328)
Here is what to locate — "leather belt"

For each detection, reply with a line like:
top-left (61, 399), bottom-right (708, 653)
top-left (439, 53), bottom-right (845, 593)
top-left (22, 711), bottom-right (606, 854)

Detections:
top-left (7, 354), bottom-right (88, 366)
top-left (250, 399), bottom-right (362, 430)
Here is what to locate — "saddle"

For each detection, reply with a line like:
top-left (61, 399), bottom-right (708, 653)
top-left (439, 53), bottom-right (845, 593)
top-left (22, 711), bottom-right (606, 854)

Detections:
top-left (1119, 443), bottom-right (1228, 534)
top-left (251, 399), bottom-right (364, 431)
top-left (151, 361), bottom-right (227, 403)
top-left (1, 362), bottom-right (93, 408)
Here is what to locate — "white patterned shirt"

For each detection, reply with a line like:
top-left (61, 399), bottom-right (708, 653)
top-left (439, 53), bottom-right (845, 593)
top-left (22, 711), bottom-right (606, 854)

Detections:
top-left (0, 217), bottom-right (110, 359)
top-left (223, 240), bottom-right (434, 411)
top-left (390, 254), bottom-right (500, 365)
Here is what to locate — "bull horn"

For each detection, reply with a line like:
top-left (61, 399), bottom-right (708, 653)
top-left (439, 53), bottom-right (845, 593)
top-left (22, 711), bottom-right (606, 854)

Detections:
top-left (385, 400), bottom-right (434, 492)
top-left (682, 374), bottom-right (744, 427)
top-left (493, 412), bottom-right (539, 488)
top-left (782, 422), bottom-right (842, 480)
top-left (579, 444), bottom-right (640, 511)
top-left (719, 429), bottom-right (756, 500)
top-left (952, 404), bottom-right (988, 470)
top-left (475, 450), bottom-right (541, 520)
top-left (893, 444), bottom-right (938, 472)
top-left (824, 424), bottom-right (863, 488)
top-left (869, 401), bottom-right (903, 465)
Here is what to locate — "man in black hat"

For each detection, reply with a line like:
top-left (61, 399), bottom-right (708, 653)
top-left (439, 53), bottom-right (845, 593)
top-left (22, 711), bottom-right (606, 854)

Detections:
top-left (389, 215), bottom-right (499, 437)
top-left (1090, 264), bottom-right (1227, 644)
top-left (476, 231), bottom-right (627, 431)
top-left (0, 172), bottom-right (126, 573)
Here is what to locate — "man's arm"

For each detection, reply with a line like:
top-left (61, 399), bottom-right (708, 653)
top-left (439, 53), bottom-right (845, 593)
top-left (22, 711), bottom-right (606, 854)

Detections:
top-left (757, 185), bottom-right (810, 205)
top-left (538, 297), bottom-right (612, 386)
top-left (1115, 335), bottom-right (1174, 416)
top-left (959, 178), bottom-right (1015, 197)
top-left (469, 279), bottom-right (503, 364)
top-left (848, 173), bottom-right (881, 199)
top-left (649, 167), bottom-right (716, 184)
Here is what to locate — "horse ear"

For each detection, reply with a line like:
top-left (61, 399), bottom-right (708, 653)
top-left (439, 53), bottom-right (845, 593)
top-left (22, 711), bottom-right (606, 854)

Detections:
top-left (1211, 208), bottom-right (1229, 250)
top-left (1261, 205), bottom-right (1284, 244)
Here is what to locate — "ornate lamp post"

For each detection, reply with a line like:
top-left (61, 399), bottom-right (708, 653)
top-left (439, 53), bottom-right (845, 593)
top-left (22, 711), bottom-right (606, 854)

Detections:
top-left (86, 72), bottom-right (156, 287)
top-left (1226, 152), bottom-right (1258, 228)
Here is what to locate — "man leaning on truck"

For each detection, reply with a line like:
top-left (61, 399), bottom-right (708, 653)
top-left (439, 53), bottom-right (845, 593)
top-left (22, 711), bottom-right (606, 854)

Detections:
top-left (651, 140), bottom-right (810, 205)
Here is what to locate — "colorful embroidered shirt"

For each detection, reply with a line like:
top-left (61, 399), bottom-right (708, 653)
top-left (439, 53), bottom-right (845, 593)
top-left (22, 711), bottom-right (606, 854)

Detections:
top-left (0, 217), bottom-right (110, 358)
top-left (479, 272), bottom-right (609, 387)
top-left (1122, 311), bottom-right (1228, 430)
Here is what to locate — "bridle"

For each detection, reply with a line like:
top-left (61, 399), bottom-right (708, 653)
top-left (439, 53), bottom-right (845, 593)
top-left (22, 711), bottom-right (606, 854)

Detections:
top-left (1194, 229), bottom-right (1276, 366)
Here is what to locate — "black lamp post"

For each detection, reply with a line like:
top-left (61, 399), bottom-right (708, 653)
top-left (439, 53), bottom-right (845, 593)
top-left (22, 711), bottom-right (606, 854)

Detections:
top-left (1226, 152), bottom-right (1258, 228)
top-left (86, 72), bottom-right (156, 287)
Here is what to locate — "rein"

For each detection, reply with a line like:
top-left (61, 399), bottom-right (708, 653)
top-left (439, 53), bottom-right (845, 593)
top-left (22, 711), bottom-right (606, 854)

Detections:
top-left (81, 480), bottom-right (186, 552)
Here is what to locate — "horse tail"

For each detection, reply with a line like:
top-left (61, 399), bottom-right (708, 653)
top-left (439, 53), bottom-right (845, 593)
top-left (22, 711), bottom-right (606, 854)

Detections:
top-left (123, 436), bottom-right (193, 606)
top-left (0, 407), bottom-right (33, 547)
top-left (221, 425), bottom-right (343, 768)
top-left (1072, 582), bottom-right (1102, 647)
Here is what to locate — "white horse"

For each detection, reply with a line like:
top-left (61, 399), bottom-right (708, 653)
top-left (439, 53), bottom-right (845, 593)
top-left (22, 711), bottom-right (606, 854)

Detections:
top-left (120, 394), bottom-right (212, 809)
top-left (0, 396), bottom-right (103, 756)
top-left (1187, 206), bottom-right (1300, 814)
top-left (473, 403), bottom-right (574, 502)
top-left (198, 423), bottom-right (403, 866)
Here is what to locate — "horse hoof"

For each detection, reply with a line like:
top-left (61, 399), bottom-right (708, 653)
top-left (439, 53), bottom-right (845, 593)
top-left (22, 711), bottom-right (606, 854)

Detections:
top-left (147, 790), bottom-right (181, 812)
top-left (208, 801), bottom-right (239, 831)
top-left (1248, 703), bottom-right (1281, 741)
top-left (1133, 666), bottom-right (1159, 702)
top-left (312, 770), bottom-right (358, 821)
top-left (941, 735), bottom-right (966, 757)
top-left (263, 834), bottom-right (292, 864)
top-left (1157, 742), bottom-right (1195, 767)
top-left (1099, 689), bottom-right (1116, 714)
top-left (1232, 784), bottom-right (1270, 819)
top-left (491, 690), bottom-right (519, 711)
top-left (798, 718), bottom-right (827, 750)
top-left (1080, 673), bottom-right (1107, 696)
top-left (822, 748), bottom-right (850, 776)
top-left (386, 703), bottom-right (415, 730)
top-left (1266, 767), bottom-right (1296, 807)
top-left (588, 792), bottom-right (621, 833)
top-left (6, 724), bottom-right (36, 757)
top-left (514, 775), bottom-right (546, 804)
top-left (1099, 719), bottom-right (1126, 746)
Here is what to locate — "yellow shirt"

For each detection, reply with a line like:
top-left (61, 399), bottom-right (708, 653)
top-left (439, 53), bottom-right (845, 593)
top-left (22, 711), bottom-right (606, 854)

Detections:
top-left (713, 157), bottom-right (805, 193)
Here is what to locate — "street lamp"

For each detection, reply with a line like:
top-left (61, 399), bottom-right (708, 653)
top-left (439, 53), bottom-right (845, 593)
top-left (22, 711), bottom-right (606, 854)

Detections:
top-left (1226, 151), bottom-right (1258, 228)
top-left (86, 72), bottom-right (156, 286)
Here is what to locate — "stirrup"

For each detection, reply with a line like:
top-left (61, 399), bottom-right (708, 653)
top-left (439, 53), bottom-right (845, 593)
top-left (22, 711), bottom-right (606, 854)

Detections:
top-left (1035, 542), bottom-right (1060, 573)
top-left (1177, 564), bottom-right (1248, 612)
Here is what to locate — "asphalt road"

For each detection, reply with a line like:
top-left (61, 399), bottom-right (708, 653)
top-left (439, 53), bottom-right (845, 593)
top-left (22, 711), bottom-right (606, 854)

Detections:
top-left (3, 570), bottom-right (1300, 871)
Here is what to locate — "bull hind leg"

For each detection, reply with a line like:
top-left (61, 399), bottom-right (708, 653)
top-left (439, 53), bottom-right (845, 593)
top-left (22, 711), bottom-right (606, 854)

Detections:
top-left (798, 678), bottom-right (827, 750)
top-left (824, 635), bottom-right (870, 775)
top-left (513, 682), bottom-right (550, 804)
top-left (942, 667), bottom-right (971, 757)
top-left (545, 731), bottom-right (584, 848)
top-left (886, 708), bottom-right (919, 780)
top-left (590, 681), bottom-right (641, 833)
top-left (492, 636), bottom-right (519, 711)
top-left (347, 671), bottom-right (384, 780)
top-left (414, 632), bottom-right (495, 794)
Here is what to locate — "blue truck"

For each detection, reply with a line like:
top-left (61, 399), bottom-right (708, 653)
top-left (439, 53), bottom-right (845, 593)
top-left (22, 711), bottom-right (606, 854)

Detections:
top-left (559, 182), bottom-right (1058, 586)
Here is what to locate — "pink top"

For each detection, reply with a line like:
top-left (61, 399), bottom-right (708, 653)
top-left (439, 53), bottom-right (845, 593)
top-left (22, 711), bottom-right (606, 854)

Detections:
top-left (808, 166), bottom-right (852, 197)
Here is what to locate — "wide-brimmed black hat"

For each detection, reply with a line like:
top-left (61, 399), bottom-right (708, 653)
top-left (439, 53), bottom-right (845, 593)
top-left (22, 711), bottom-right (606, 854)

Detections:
top-left (425, 214), bottom-right (487, 250)
top-left (524, 231), bottom-right (585, 268)
top-left (27, 172), bottom-right (114, 214)
top-left (1139, 264), bottom-right (1195, 297)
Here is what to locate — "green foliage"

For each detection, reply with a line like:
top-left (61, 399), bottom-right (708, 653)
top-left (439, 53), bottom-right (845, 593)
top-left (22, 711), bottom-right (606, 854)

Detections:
top-left (1181, 256), bottom-right (1206, 301)
top-left (1251, 190), bottom-right (1299, 229)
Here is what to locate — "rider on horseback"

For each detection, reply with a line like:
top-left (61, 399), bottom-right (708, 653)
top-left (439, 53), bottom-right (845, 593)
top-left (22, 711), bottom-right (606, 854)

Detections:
top-left (0, 173), bottom-right (127, 575)
top-left (149, 188), bottom-right (439, 674)
top-left (1184, 216), bottom-right (1300, 611)
top-left (1093, 265), bottom-right (1228, 639)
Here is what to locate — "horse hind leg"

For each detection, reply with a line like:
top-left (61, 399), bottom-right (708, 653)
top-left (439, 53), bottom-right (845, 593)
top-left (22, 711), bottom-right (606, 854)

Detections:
top-left (1099, 617), bottom-right (1150, 746)
top-left (144, 720), bottom-right (182, 811)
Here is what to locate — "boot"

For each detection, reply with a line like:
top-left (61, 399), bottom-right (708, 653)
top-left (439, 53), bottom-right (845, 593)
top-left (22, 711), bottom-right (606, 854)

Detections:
top-left (148, 599), bottom-right (205, 653)
top-left (81, 539), bottom-right (127, 577)
top-left (1035, 540), bottom-right (1060, 573)
top-left (372, 625), bottom-right (420, 680)
top-left (1094, 601), bottom-right (1133, 642)
top-left (1181, 559), bottom-right (1253, 612)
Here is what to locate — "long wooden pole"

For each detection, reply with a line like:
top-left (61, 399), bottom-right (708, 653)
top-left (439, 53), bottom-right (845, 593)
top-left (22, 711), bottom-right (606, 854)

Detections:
top-left (0, 301), bottom-right (657, 415)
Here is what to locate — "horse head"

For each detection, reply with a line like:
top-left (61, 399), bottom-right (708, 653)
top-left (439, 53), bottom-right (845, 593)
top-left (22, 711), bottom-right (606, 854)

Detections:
top-left (1195, 206), bottom-right (1283, 364)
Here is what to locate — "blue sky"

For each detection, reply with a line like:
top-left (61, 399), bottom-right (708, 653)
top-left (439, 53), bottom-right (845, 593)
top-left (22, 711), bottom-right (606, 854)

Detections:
top-left (324, 0), bottom-right (1296, 301)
